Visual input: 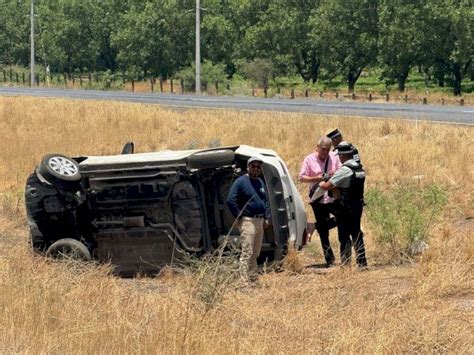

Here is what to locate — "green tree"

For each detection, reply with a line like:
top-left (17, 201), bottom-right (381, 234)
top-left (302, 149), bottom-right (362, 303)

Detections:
top-left (112, 0), bottom-right (194, 78)
top-left (426, 0), bottom-right (472, 96)
top-left (241, 0), bottom-right (323, 82)
top-left (0, 0), bottom-right (30, 66)
top-left (310, 0), bottom-right (379, 92)
top-left (378, 0), bottom-right (430, 91)
top-left (200, 0), bottom-right (238, 73)
top-left (36, 0), bottom-right (105, 73)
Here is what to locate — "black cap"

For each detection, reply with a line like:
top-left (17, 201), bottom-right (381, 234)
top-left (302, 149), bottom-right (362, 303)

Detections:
top-left (327, 128), bottom-right (342, 140)
top-left (335, 141), bottom-right (355, 155)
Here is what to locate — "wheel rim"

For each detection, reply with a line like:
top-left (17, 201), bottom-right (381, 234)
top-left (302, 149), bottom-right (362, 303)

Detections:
top-left (48, 156), bottom-right (78, 177)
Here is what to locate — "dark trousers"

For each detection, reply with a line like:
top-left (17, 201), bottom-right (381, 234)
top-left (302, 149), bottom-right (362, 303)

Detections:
top-left (335, 203), bottom-right (367, 267)
top-left (311, 202), bottom-right (336, 265)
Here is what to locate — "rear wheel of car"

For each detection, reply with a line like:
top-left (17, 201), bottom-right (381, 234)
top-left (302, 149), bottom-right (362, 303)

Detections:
top-left (186, 149), bottom-right (235, 170)
top-left (45, 238), bottom-right (91, 261)
top-left (37, 154), bottom-right (81, 190)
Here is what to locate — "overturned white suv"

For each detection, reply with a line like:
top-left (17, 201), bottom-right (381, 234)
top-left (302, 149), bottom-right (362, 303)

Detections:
top-left (25, 144), bottom-right (308, 275)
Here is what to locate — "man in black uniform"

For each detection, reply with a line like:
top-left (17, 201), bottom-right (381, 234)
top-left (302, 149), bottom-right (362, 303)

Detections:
top-left (319, 141), bottom-right (367, 267)
top-left (327, 129), bottom-right (362, 164)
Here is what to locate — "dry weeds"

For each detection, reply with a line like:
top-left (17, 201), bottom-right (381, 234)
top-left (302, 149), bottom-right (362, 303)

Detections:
top-left (0, 96), bottom-right (472, 353)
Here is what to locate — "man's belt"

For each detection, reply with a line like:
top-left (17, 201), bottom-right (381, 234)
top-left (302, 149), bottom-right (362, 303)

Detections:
top-left (242, 214), bottom-right (265, 218)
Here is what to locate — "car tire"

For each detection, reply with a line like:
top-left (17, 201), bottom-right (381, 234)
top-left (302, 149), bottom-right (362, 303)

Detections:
top-left (186, 149), bottom-right (235, 170)
top-left (45, 238), bottom-right (91, 261)
top-left (37, 154), bottom-right (81, 190)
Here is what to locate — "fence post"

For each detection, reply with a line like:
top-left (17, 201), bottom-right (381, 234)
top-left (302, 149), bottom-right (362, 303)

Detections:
top-left (215, 81), bottom-right (219, 94)
top-left (43, 74), bottom-right (46, 85)
top-left (64, 73), bottom-right (68, 85)
top-left (15, 73), bottom-right (19, 83)
top-left (131, 79), bottom-right (135, 92)
top-left (404, 94), bottom-right (408, 103)
top-left (335, 92), bottom-right (339, 99)
top-left (181, 79), bottom-right (184, 94)
top-left (170, 79), bottom-right (174, 93)
top-left (305, 89), bottom-right (309, 98)
top-left (422, 97), bottom-right (427, 105)
top-left (441, 98), bottom-right (445, 105)
top-left (80, 75), bottom-right (83, 87)
top-left (460, 98), bottom-right (465, 106)
top-left (36, 74), bottom-right (40, 86)
top-left (290, 88), bottom-right (295, 99)
top-left (351, 93), bottom-right (356, 100)
top-left (95, 73), bottom-right (99, 83)
top-left (88, 73), bottom-right (92, 83)
top-left (150, 77), bottom-right (154, 92)
top-left (72, 75), bottom-right (75, 86)
top-left (226, 83), bottom-right (230, 91)
top-left (9, 68), bottom-right (13, 81)
top-left (385, 93), bottom-right (389, 102)
top-left (368, 93), bottom-right (372, 101)
top-left (159, 76), bottom-right (163, 92)
top-left (2, 69), bottom-right (6, 81)
top-left (264, 87), bottom-right (267, 98)
top-left (319, 91), bottom-right (323, 98)
top-left (277, 86), bottom-right (281, 94)
top-left (22, 73), bottom-right (25, 84)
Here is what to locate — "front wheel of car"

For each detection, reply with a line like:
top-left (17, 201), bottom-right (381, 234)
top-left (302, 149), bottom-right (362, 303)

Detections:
top-left (37, 154), bottom-right (81, 190)
top-left (186, 149), bottom-right (235, 169)
top-left (45, 238), bottom-right (91, 261)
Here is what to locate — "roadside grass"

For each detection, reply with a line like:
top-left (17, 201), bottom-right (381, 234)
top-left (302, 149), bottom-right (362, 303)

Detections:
top-left (1, 65), bottom-right (473, 105)
top-left (0, 96), bottom-right (472, 352)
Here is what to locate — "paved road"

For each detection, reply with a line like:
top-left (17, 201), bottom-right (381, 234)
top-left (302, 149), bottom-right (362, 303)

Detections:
top-left (1, 86), bottom-right (473, 125)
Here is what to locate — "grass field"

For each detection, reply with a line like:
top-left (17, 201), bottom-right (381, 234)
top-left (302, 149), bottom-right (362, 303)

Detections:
top-left (0, 97), bottom-right (472, 353)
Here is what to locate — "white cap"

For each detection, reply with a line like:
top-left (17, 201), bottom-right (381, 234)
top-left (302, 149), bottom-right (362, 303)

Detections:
top-left (247, 156), bottom-right (264, 166)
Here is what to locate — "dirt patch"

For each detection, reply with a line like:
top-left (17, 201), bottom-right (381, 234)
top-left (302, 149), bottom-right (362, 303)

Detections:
top-left (447, 294), bottom-right (474, 313)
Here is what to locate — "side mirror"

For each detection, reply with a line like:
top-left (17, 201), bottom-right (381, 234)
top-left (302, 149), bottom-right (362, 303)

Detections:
top-left (121, 142), bottom-right (134, 154)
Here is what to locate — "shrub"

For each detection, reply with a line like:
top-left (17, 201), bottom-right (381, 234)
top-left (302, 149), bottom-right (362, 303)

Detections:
top-left (175, 61), bottom-right (228, 91)
top-left (239, 58), bottom-right (274, 90)
top-left (365, 183), bottom-right (447, 263)
top-left (179, 246), bottom-right (240, 314)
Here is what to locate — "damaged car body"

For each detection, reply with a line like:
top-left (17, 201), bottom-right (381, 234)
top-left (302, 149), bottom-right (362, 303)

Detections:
top-left (25, 145), bottom-right (308, 276)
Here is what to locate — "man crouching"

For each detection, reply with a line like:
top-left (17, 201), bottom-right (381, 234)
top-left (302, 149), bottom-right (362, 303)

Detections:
top-left (319, 142), bottom-right (368, 268)
top-left (227, 156), bottom-right (271, 283)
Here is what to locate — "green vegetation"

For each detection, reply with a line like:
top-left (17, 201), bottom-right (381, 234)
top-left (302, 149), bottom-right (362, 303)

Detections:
top-left (365, 184), bottom-right (448, 263)
top-left (0, 0), bottom-right (472, 95)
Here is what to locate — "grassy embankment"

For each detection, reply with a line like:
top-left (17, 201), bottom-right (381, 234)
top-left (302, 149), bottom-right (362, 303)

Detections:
top-left (0, 97), bottom-right (472, 353)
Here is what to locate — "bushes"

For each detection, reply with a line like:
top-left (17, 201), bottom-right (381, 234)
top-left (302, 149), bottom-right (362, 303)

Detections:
top-left (365, 183), bottom-right (447, 263)
top-left (175, 60), bottom-right (228, 92)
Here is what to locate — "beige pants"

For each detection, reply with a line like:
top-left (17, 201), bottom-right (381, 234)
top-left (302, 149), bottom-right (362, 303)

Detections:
top-left (238, 217), bottom-right (264, 282)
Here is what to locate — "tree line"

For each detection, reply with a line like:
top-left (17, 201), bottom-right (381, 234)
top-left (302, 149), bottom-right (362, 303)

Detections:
top-left (0, 0), bottom-right (472, 95)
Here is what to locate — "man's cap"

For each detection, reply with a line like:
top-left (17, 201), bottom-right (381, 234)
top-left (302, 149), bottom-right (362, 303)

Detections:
top-left (247, 155), bottom-right (264, 166)
top-left (335, 141), bottom-right (355, 155)
top-left (327, 128), bottom-right (342, 140)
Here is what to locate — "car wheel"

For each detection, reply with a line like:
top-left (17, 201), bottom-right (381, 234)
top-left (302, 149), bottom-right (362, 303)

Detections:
top-left (186, 149), bottom-right (235, 170)
top-left (45, 238), bottom-right (91, 261)
top-left (37, 154), bottom-right (81, 190)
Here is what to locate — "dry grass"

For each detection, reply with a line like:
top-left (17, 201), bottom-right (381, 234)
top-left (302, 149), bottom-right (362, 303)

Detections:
top-left (0, 96), bottom-right (473, 353)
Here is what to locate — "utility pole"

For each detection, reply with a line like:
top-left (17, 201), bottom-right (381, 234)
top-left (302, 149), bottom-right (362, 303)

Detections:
top-left (30, 0), bottom-right (35, 87)
top-left (195, 0), bottom-right (201, 94)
